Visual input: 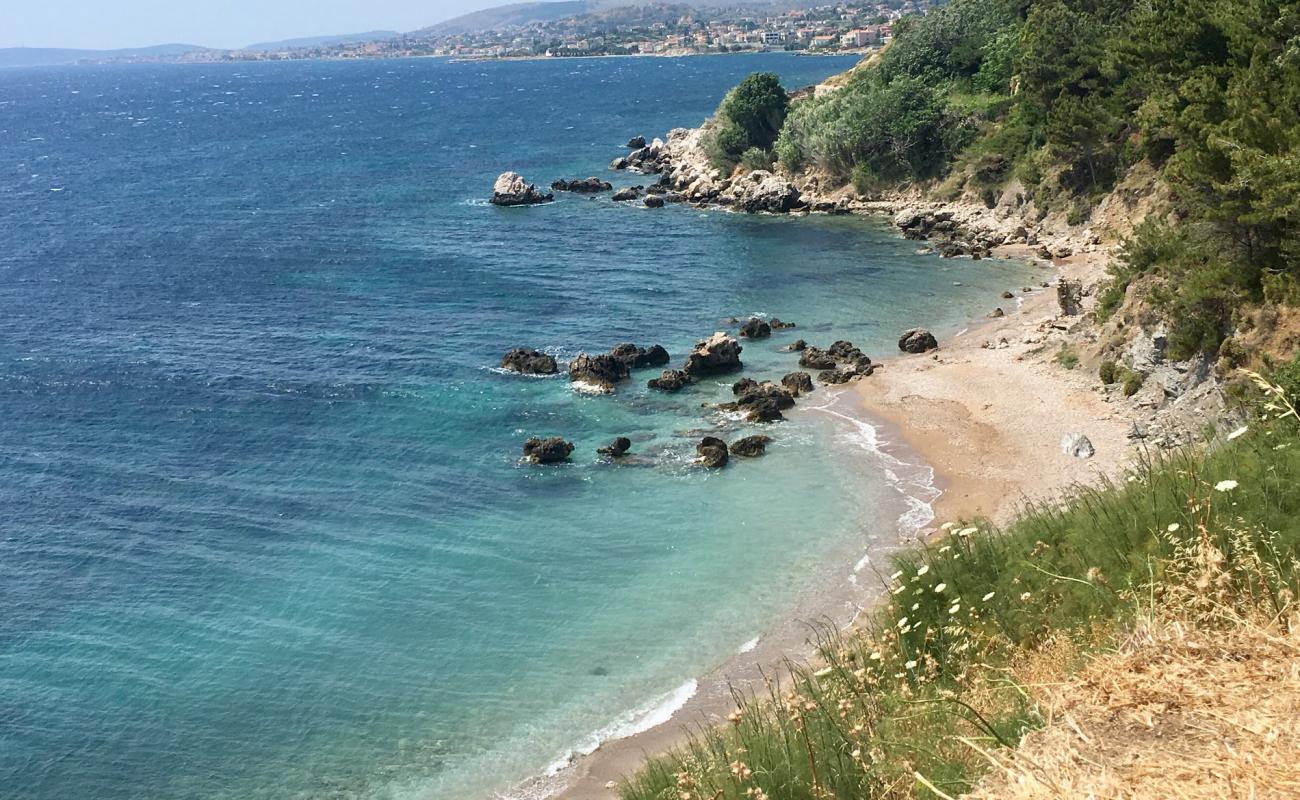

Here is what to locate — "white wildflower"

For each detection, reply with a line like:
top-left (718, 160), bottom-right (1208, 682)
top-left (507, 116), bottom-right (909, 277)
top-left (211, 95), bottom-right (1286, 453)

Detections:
top-left (982, 591), bottom-right (996, 602)
top-left (1226, 425), bottom-right (1248, 440)
top-left (1214, 479), bottom-right (1239, 492)
top-left (933, 583), bottom-right (947, 593)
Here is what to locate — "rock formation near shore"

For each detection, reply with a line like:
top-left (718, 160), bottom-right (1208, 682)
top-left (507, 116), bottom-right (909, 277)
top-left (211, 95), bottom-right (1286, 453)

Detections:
top-left (722, 381), bottom-right (796, 423)
top-left (738, 317), bottom-right (771, 339)
top-left (730, 435), bottom-right (771, 457)
top-left (609, 343), bottom-right (670, 369)
top-left (696, 436), bottom-right (729, 468)
top-left (522, 437), bottom-right (574, 463)
top-left (500, 348), bottom-right (558, 375)
top-left (597, 437), bottom-right (632, 458)
top-left (683, 332), bottom-right (743, 377)
top-left (781, 371), bottom-right (814, 396)
top-left (568, 352), bottom-right (630, 392)
top-left (551, 177), bottom-right (612, 193)
top-left (648, 369), bottom-right (690, 391)
top-left (490, 172), bottom-right (553, 206)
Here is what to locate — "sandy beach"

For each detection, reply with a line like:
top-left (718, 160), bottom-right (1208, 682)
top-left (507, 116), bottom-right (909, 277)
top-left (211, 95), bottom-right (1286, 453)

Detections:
top-left (540, 244), bottom-right (1140, 800)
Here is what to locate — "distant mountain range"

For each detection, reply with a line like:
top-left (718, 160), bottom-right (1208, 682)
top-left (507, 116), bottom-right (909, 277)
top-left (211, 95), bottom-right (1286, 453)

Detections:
top-left (0, 43), bottom-right (210, 68)
top-left (0, 0), bottom-right (822, 67)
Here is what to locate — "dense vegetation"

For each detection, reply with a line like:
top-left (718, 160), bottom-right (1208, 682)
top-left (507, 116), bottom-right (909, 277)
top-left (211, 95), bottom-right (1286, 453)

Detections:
top-left (716, 0), bottom-right (1299, 360)
top-left (704, 72), bottom-right (790, 172)
top-left (621, 374), bottom-right (1300, 800)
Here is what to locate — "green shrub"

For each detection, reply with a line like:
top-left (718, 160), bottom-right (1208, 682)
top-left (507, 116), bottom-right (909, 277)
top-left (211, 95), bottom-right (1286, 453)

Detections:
top-left (1121, 368), bottom-right (1145, 397)
top-left (1099, 359), bottom-right (1118, 384)
top-left (1055, 344), bottom-right (1080, 370)
top-left (738, 147), bottom-right (773, 173)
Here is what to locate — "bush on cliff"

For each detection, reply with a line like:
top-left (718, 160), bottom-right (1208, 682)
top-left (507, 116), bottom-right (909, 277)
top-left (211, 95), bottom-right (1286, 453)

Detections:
top-left (704, 72), bottom-right (789, 172)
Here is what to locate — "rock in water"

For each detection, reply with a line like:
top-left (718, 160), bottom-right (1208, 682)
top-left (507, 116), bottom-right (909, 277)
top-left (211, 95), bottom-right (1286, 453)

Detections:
top-left (568, 353), bottom-right (630, 391)
top-left (644, 195), bottom-right (665, 209)
top-left (597, 437), bottom-right (632, 458)
top-left (730, 435), bottom-right (771, 458)
top-left (785, 339), bottom-right (807, 352)
top-left (647, 369), bottom-right (690, 391)
top-left (609, 343), bottom-right (670, 369)
top-left (732, 378), bottom-right (759, 396)
top-left (738, 317), bottom-right (771, 339)
top-left (696, 436), bottom-right (729, 468)
top-left (523, 437), bottom-right (574, 463)
top-left (781, 372), bottom-right (814, 396)
top-left (490, 172), bottom-right (553, 206)
top-left (683, 332), bottom-right (743, 377)
top-left (500, 347), bottom-right (558, 375)
top-left (723, 382), bottom-right (796, 423)
top-left (626, 135), bottom-right (646, 149)
top-left (611, 187), bottom-right (641, 202)
top-left (1061, 433), bottom-right (1095, 459)
top-left (798, 348), bottom-right (837, 371)
top-left (898, 328), bottom-right (939, 354)
top-left (551, 177), bottom-right (613, 193)
top-left (770, 318), bottom-right (797, 329)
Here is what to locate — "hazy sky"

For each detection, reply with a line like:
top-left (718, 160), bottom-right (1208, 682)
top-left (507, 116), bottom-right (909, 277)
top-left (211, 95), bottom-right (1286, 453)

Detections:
top-left (3, 0), bottom-right (516, 50)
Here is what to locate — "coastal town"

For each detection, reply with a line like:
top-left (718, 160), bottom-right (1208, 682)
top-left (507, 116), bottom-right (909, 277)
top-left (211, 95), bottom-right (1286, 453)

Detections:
top-left (171, 1), bottom-right (929, 63)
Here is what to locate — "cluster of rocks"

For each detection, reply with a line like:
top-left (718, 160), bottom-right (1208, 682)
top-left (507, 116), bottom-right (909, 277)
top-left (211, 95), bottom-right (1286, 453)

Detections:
top-left (569, 342), bottom-right (671, 392)
top-left (696, 434), bottom-right (771, 468)
top-left (500, 347), bottom-right (558, 375)
top-left (490, 172), bottom-right (554, 207)
top-left (551, 177), bottom-right (612, 193)
top-left (797, 339), bottom-right (875, 384)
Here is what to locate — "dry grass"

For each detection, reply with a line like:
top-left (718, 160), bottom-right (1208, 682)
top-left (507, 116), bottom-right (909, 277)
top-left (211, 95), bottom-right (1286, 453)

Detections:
top-left (966, 546), bottom-right (1300, 799)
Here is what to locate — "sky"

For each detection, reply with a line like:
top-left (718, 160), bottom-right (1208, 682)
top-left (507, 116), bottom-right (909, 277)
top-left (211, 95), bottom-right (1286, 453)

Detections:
top-left (2, 0), bottom-right (516, 51)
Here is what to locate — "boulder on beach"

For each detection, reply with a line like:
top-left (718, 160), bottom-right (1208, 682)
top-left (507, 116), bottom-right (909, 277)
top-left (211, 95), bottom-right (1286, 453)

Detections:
top-left (781, 371), bottom-right (814, 396)
top-left (827, 340), bottom-right (872, 369)
top-left (818, 366), bottom-right (871, 385)
top-left (696, 436), bottom-right (729, 468)
top-left (568, 352), bottom-right (631, 391)
top-left (522, 437), bottom-right (574, 464)
top-left (551, 177), bottom-right (612, 193)
top-left (500, 347), bottom-right (558, 375)
top-left (684, 332), bottom-right (743, 377)
top-left (730, 435), bottom-right (771, 458)
top-left (898, 328), bottom-right (939, 354)
top-left (597, 437), bottom-right (632, 458)
top-left (609, 343), bottom-right (670, 369)
top-left (647, 369), bottom-right (690, 391)
top-left (490, 172), bottom-right (554, 207)
top-left (738, 317), bottom-right (772, 339)
top-left (988, 307), bottom-right (1005, 318)
top-left (1061, 432), bottom-right (1095, 459)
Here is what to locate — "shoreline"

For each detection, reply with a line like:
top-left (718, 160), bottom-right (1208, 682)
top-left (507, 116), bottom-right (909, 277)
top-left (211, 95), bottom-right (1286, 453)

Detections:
top-left (516, 237), bottom-right (1141, 799)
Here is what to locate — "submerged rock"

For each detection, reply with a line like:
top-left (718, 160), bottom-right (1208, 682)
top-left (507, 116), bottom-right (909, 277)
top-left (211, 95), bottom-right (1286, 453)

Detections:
top-left (490, 172), bottom-right (553, 206)
top-left (730, 435), bottom-right (771, 458)
top-left (898, 328), bottom-right (939, 354)
top-left (597, 437), bottom-right (632, 458)
top-left (684, 332), bottom-right (743, 377)
top-left (500, 348), bottom-right (558, 375)
top-left (647, 369), bottom-right (690, 392)
top-left (696, 436), bottom-right (729, 468)
top-left (523, 437), bottom-right (574, 464)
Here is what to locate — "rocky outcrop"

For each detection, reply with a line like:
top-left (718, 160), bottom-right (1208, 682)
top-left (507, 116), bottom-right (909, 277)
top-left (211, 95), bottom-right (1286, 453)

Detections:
top-left (597, 437), bottom-right (632, 458)
top-left (798, 347), bottom-right (838, 371)
top-left (626, 136), bottom-right (646, 149)
top-left (898, 328), bottom-right (939, 354)
top-left (609, 343), bottom-right (670, 369)
top-left (551, 177), bottom-right (612, 193)
top-left (818, 367), bottom-right (870, 385)
top-left (644, 195), bottom-right (665, 209)
top-left (722, 171), bottom-right (804, 213)
top-left (785, 339), bottom-right (808, 352)
top-left (648, 369), bottom-right (690, 391)
top-left (1057, 280), bottom-right (1083, 316)
top-left (722, 381), bottom-right (796, 423)
top-left (738, 317), bottom-right (771, 339)
top-left (696, 436), bottom-right (729, 468)
top-left (781, 371), bottom-right (814, 396)
top-left (523, 437), bottom-right (574, 463)
top-left (730, 435), bottom-right (771, 458)
top-left (827, 340), bottom-right (873, 370)
top-left (732, 377), bottom-right (759, 396)
top-left (568, 352), bottom-right (630, 391)
top-left (491, 172), bottom-right (553, 207)
top-left (500, 348), bottom-right (558, 375)
top-left (684, 332), bottom-right (743, 377)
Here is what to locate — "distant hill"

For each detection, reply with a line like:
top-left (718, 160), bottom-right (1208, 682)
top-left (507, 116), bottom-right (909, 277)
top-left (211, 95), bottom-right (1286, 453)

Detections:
top-left (241, 30), bottom-right (401, 52)
top-left (0, 44), bottom-right (209, 68)
top-left (416, 0), bottom-right (805, 37)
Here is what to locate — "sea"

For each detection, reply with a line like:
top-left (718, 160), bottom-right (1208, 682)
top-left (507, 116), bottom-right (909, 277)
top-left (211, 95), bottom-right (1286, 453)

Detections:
top-left (0, 53), bottom-right (1039, 799)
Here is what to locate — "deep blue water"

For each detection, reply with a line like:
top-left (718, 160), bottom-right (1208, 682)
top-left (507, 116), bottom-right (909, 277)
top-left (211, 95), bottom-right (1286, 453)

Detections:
top-left (0, 54), bottom-right (1036, 799)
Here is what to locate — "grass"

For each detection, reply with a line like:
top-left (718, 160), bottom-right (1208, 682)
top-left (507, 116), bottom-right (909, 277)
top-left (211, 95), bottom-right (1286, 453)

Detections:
top-left (620, 374), bottom-right (1299, 800)
top-left (1054, 344), bottom-right (1080, 370)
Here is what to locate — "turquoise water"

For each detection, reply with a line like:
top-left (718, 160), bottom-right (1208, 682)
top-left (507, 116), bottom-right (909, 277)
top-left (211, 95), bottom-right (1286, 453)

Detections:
top-left (0, 54), bottom-right (1039, 798)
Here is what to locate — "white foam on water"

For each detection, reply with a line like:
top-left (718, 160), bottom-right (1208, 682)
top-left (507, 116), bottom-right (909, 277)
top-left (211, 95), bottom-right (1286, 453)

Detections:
top-left (738, 636), bottom-right (760, 654)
